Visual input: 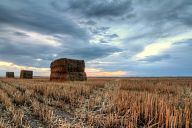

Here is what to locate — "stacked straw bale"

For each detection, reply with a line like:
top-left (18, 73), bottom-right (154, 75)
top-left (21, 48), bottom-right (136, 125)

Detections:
top-left (50, 58), bottom-right (87, 81)
top-left (20, 70), bottom-right (33, 79)
top-left (6, 72), bottom-right (14, 78)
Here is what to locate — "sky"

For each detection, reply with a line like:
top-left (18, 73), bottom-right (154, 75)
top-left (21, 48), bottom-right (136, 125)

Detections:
top-left (0, 0), bottom-right (192, 77)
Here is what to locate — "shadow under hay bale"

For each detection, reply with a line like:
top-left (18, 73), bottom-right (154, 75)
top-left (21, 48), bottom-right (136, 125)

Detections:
top-left (20, 70), bottom-right (33, 79)
top-left (6, 72), bottom-right (14, 78)
top-left (50, 58), bottom-right (87, 81)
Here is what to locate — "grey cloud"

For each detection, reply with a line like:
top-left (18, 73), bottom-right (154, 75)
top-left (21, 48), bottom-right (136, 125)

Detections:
top-left (59, 45), bottom-right (122, 60)
top-left (90, 26), bottom-right (110, 35)
top-left (139, 54), bottom-right (171, 62)
top-left (0, 38), bottom-right (57, 67)
top-left (0, 4), bottom-right (89, 40)
top-left (0, 32), bottom-right (121, 67)
top-left (54, 0), bottom-right (133, 18)
top-left (137, 43), bottom-right (192, 76)
top-left (121, 0), bottom-right (192, 58)
top-left (106, 34), bottom-right (118, 39)
top-left (80, 20), bottom-right (97, 25)
top-left (119, 0), bottom-right (192, 50)
top-left (1, 0), bottom-right (121, 68)
top-left (173, 39), bottom-right (192, 47)
top-left (100, 39), bottom-right (109, 44)
top-left (98, 27), bottom-right (110, 31)
top-left (133, 0), bottom-right (192, 27)
top-left (14, 32), bottom-right (28, 37)
top-left (98, 34), bottom-right (119, 44)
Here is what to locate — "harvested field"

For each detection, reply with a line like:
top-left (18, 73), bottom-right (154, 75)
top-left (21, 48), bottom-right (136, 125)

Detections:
top-left (0, 77), bottom-right (191, 127)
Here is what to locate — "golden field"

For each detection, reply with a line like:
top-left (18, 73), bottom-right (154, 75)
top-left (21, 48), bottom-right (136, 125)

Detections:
top-left (0, 77), bottom-right (191, 128)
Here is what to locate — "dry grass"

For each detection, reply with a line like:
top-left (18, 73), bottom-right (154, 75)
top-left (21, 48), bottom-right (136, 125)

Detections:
top-left (0, 77), bottom-right (191, 127)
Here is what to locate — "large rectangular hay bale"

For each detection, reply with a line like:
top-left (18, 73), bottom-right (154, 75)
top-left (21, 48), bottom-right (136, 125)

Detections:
top-left (6, 72), bottom-right (14, 78)
top-left (50, 58), bottom-right (87, 81)
top-left (20, 70), bottom-right (33, 79)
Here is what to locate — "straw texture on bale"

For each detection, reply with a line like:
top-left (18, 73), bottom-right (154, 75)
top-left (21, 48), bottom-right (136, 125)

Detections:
top-left (6, 72), bottom-right (14, 78)
top-left (20, 70), bottom-right (33, 79)
top-left (50, 58), bottom-right (87, 81)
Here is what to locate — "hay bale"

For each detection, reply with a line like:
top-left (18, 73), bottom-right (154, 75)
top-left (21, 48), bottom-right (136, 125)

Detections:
top-left (6, 72), bottom-right (14, 78)
top-left (50, 58), bottom-right (87, 81)
top-left (50, 58), bottom-right (85, 72)
top-left (66, 72), bottom-right (87, 81)
top-left (50, 72), bottom-right (87, 81)
top-left (20, 70), bottom-right (33, 79)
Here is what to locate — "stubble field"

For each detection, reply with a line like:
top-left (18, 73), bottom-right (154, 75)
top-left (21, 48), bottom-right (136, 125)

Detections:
top-left (0, 77), bottom-right (191, 128)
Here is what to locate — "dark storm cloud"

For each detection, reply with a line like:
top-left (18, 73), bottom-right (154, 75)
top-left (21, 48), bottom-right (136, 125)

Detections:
top-left (0, 4), bottom-right (89, 40)
top-left (133, 0), bottom-right (192, 27)
top-left (52, 0), bottom-right (133, 17)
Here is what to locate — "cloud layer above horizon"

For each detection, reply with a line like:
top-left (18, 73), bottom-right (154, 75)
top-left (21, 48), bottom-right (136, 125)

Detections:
top-left (0, 0), bottom-right (192, 76)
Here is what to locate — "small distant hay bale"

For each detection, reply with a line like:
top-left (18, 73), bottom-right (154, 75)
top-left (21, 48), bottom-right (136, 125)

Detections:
top-left (6, 72), bottom-right (14, 78)
top-left (50, 58), bottom-right (87, 81)
top-left (20, 70), bottom-right (33, 79)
